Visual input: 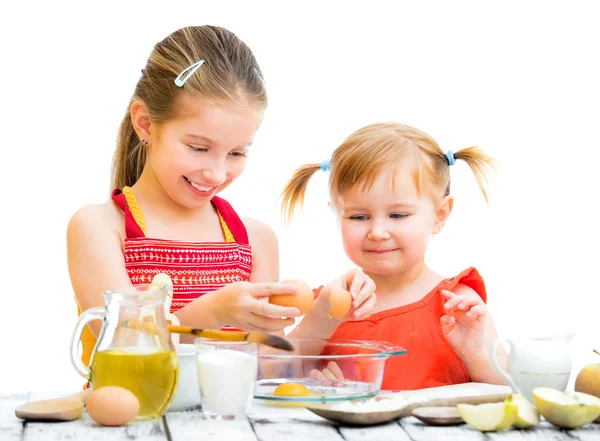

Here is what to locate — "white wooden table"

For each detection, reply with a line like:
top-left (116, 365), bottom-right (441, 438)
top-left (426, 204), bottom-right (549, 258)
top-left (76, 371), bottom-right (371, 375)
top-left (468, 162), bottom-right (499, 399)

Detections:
top-left (3, 392), bottom-right (600, 440)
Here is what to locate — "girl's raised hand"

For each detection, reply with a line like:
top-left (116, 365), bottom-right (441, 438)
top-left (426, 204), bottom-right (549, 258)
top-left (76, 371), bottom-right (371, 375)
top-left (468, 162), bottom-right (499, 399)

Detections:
top-left (316, 268), bottom-right (376, 321)
top-left (213, 281), bottom-right (301, 332)
top-left (440, 288), bottom-right (487, 360)
top-left (344, 268), bottom-right (377, 320)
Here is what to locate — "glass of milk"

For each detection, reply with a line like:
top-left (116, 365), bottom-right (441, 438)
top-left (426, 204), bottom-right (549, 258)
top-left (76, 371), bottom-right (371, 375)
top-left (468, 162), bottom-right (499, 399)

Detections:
top-left (194, 338), bottom-right (258, 419)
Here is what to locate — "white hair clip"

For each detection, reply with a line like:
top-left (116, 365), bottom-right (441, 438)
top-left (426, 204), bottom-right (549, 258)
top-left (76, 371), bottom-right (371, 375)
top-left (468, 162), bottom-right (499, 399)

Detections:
top-left (174, 60), bottom-right (205, 87)
top-left (253, 67), bottom-right (266, 85)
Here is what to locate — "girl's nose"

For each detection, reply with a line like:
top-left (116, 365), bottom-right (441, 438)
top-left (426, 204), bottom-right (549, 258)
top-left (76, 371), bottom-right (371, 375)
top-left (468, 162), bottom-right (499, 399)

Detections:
top-left (201, 162), bottom-right (226, 185)
top-left (367, 222), bottom-right (391, 241)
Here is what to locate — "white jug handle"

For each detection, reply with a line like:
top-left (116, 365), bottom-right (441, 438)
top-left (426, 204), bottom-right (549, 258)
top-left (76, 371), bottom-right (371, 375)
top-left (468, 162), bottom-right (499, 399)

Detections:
top-left (490, 337), bottom-right (520, 394)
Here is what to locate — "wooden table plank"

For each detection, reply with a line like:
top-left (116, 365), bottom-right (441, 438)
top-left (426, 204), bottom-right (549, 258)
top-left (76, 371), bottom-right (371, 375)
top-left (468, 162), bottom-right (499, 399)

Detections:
top-left (0, 393), bottom-right (27, 440)
top-left (400, 416), bottom-right (486, 441)
top-left (165, 410), bottom-right (257, 441)
top-left (339, 421), bottom-right (413, 441)
top-left (566, 424), bottom-right (600, 441)
top-left (23, 416), bottom-right (168, 441)
top-left (250, 419), bottom-right (344, 441)
top-left (249, 404), bottom-right (344, 441)
top-left (485, 421), bottom-right (599, 441)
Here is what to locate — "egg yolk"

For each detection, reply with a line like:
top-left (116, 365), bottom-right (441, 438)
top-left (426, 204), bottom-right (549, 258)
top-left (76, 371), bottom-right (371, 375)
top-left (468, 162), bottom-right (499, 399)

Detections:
top-left (273, 382), bottom-right (312, 397)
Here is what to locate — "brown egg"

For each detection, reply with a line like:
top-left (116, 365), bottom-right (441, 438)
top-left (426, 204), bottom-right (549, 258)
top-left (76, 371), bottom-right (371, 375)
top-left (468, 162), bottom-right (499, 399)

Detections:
top-left (86, 386), bottom-right (140, 427)
top-left (328, 288), bottom-right (352, 319)
top-left (269, 279), bottom-right (314, 315)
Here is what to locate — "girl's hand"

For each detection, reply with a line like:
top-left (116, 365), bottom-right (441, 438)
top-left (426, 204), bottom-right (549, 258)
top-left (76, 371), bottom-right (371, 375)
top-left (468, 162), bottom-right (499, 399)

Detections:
top-left (212, 281), bottom-right (301, 332)
top-left (309, 361), bottom-right (345, 387)
top-left (318, 268), bottom-right (376, 321)
top-left (440, 288), bottom-right (487, 360)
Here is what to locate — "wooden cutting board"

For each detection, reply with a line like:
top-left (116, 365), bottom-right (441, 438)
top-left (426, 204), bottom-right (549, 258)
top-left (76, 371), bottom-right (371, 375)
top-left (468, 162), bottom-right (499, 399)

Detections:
top-left (390, 382), bottom-right (512, 415)
top-left (307, 382), bottom-right (512, 426)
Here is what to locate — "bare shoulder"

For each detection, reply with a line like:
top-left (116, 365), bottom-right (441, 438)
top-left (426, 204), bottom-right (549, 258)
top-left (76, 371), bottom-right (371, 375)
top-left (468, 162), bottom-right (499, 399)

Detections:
top-left (67, 200), bottom-right (123, 240)
top-left (241, 216), bottom-right (278, 246)
top-left (241, 217), bottom-right (280, 282)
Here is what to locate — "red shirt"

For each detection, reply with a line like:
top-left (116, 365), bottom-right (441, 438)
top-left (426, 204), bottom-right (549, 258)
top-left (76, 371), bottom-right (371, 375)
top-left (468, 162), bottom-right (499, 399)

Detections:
top-left (330, 268), bottom-right (487, 391)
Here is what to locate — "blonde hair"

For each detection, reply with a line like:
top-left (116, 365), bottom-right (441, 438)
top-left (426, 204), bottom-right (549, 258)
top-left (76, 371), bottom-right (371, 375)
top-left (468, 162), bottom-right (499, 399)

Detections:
top-left (281, 122), bottom-right (496, 225)
top-left (111, 25), bottom-right (267, 189)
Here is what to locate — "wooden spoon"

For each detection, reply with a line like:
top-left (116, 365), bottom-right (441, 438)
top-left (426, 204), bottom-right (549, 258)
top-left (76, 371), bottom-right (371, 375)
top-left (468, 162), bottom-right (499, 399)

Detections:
top-left (412, 406), bottom-right (464, 426)
top-left (15, 388), bottom-right (92, 422)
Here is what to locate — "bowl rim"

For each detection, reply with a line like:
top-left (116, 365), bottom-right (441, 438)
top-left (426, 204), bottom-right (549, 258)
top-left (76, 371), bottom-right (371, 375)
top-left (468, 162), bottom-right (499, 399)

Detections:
top-left (258, 338), bottom-right (406, 360)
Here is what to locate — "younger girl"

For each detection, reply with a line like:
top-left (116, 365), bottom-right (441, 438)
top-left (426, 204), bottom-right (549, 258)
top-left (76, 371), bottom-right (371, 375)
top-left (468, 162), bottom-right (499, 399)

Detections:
top-left (281, 122), bottom-right (508, 390)
top-left (67, 25), bottom-right (376, 366)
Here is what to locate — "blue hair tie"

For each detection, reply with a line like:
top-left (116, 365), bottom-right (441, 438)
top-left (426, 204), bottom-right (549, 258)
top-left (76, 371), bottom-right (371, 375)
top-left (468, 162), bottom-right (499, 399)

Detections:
top-left (321, 159), bottom-right (331, 172)
top-left (445, 150), bottom-right (456, 166)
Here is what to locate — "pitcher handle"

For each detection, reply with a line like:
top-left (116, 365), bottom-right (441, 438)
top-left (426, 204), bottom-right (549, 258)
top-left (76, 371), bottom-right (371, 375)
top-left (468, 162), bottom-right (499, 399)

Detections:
top-left (69, 307), bottom-right (105, 379)
top-left (490, 337), bottom-right (520, 394)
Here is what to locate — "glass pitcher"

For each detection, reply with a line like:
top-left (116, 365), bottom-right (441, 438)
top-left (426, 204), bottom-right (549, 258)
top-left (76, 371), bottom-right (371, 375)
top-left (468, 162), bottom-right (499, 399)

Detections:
top-left (70, 284), bottom-right (179, 421)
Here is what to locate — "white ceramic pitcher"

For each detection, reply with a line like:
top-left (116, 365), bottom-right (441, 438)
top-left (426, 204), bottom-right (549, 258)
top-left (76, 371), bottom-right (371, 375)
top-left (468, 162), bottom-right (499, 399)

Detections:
top-left (490, 333), bottom-right (574, 403)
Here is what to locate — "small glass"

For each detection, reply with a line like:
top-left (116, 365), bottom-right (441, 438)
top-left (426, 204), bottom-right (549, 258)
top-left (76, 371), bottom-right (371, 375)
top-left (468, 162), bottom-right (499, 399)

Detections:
top-left (194, 338), bottom-right (258, 420)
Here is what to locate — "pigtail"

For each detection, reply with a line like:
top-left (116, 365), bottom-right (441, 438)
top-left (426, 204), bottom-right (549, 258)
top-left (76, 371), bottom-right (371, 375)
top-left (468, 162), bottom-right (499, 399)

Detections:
top-left (453, 146), bottom-right (497, 204)
top-left (280, 164), bottom-right (322, 226)
top-left (111, 101), bottom-right (146, 190)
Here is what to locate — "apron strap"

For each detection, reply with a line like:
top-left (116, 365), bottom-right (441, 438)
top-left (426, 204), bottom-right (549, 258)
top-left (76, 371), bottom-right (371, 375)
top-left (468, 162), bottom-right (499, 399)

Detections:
top-left (111, 188), bottom-right (145, 238)
top-left (211, 196), bottom-right (249, 245)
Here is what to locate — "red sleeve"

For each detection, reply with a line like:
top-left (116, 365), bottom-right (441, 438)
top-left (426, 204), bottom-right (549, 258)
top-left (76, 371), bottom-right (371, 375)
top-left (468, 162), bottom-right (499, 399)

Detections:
top-left (444, 267), bottom-right (487, 303)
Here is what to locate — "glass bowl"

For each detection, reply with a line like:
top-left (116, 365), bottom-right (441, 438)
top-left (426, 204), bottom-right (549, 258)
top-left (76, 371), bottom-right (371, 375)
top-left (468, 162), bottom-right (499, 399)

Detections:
top-left (255, 338), bottom-right (406, 405)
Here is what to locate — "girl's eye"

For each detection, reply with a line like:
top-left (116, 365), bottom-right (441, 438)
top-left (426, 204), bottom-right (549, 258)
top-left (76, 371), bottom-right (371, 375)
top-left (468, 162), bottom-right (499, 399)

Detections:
top-left (189, 145), bottom-right (208, 153)
top-left (349, 215), bottom-right (369, 221)
top-left (229, 150), bottom-right (248, 158)
top-left (390, 213), bottom-right (408, 219)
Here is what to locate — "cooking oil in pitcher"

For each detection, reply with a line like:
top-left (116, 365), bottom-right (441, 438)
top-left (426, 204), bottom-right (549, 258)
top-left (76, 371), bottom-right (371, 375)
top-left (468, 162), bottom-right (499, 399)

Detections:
top-left (90, 348), bottom-right (179, 420)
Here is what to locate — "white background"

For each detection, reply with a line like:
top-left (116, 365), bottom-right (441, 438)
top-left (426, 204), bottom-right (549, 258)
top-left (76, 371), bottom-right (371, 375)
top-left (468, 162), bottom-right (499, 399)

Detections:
top-left (1, 1), bottom-right (599, 393)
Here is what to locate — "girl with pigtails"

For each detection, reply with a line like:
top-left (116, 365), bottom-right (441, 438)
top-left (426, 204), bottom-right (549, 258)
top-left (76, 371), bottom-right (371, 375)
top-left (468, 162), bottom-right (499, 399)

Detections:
top-left (281, 123), bottom-right (508, 390)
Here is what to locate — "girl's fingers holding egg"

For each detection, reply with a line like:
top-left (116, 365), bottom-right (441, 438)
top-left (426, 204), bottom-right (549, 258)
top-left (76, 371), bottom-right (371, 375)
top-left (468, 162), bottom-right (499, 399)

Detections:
top-left (344, 268), bottom-right (364, 296)
top-left (347, 272), bottom-right (364, 299)
top-left (251, 283), bottom-right (298, 298)
top-left (251, 300), bottom-right (300, 319)
top-left (352, 278), bottom-right (376, 308)
top-left (351, 293), bottom-right (376, 320)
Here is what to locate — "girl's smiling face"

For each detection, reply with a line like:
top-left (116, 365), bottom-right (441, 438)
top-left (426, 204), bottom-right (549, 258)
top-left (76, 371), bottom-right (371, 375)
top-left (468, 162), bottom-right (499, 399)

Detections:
top-left (146, 93), bottom-right (264, 209)
top-left (338, 166), bottom-right (452, 277)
